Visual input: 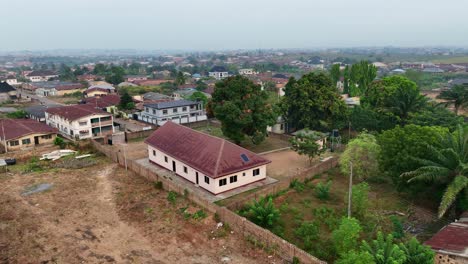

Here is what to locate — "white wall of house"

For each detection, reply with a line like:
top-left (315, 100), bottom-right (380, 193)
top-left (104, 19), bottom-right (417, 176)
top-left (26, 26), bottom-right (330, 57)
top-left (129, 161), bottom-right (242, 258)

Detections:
top-left (28, 75), bottom-right (58, 82)
top-left (148, 145), bottom-right (267, 194)
top-left (139, 104), bottom-right (207, 126)
top-left (208, 71), bottom-right (229, 80)
top-left (45, 113), bottom-right (114, 140)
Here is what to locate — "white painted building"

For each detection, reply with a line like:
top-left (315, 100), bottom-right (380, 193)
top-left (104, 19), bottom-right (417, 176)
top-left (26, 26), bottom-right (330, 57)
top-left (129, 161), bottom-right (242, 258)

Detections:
top-left (239, 68), bottom-right (256, 75)
top-left (138, 99), bottom-right (207, 126)
top-left (208, 66), bottom-right (229, 80)
top-left (45, 104), bottom-right (114, 140)
top-left (145, 122), bottom-right (270, 194)
top-left (26, 70), bottom-right (59, 82)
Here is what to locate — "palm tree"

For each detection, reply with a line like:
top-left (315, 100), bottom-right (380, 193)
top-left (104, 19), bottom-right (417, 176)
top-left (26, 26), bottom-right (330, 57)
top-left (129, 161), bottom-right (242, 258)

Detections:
top-left (401, 125), bottom-right (468, 218)
top-left (437, 85), bottom-right (468, 115)
top-left (385, 86), bottom-right (427, 122)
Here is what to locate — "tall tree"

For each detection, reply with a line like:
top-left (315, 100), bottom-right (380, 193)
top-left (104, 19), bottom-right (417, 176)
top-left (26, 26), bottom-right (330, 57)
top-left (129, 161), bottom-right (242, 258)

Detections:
top-left (340, 133), bottom-right (381, 181)
top-left (118, 90), bottom-right (134, 110)
top-left (175, 71), bottom-right (186, 85)
top-left (289, 130), bottom-right (325, 163)
top-left (343, 65), bottom-right (350, 94)
top-left (105, 66), bottom-right (125, 85)
top-left (281, 72), bottom-right (348, 132)
top-left (401, 125), bottom-right (468, 218)
top-left (349, 61), bottom-right (377, 96)
top-left (330, 63), bottom-right (341, 87)
top-left (212, 75), bottom-right (278, 144)
top-left (437, 85), bottom-right (468, 115)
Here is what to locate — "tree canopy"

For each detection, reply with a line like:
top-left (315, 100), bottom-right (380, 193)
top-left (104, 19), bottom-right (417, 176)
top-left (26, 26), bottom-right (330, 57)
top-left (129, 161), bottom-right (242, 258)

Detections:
top-left (212, 75), bottom-right (278, 144)
top-left (340, 133), bottom-right (381, 181)
top-left (281, 72), bottom-right (348, 132)
top-left (437, 84), bottom-right (468, 115)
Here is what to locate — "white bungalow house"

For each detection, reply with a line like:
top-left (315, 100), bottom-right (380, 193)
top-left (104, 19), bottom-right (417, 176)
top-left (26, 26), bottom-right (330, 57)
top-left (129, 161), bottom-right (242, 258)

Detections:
top-left (145, 122), bottom-right (271, 194)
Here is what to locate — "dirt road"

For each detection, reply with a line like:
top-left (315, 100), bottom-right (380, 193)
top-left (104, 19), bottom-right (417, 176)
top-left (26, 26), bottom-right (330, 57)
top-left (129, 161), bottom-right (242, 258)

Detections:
top-left (0, 160), bottom-right (279, 264)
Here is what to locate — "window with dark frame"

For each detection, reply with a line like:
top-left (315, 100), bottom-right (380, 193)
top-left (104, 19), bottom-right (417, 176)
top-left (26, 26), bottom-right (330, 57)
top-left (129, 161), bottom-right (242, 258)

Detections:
top-left (22, 138), bottom-right (31, 145)
top-left (183, 166), bottom-right (188, 173)
top-left (164, 156), bottom-right (168, 162)
top-left (219, 178), bottom-right (227, 186)
top-left (230, 175), bottom-right (237, 183)
top-left (9, 140), bottom-right (19, 146)
top-left (153, 150), bottom-right (156, 156)
top-left (204, 176), bottom-right (210, 184)
top-left (253, 168), bottom-right (260, 176)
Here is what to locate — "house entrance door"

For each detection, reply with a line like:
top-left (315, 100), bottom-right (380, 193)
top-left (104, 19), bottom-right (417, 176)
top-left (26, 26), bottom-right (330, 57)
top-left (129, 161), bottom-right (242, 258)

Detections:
top-left (34, 136), bottom-right (39, 145)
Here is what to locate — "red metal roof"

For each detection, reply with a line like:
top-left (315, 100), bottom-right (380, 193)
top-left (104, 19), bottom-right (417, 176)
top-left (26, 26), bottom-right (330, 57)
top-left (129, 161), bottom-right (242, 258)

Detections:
top-left (0, 119), bottom-right (57, 140)
top-left (425, 221), bottom-right (468, 255)
top-left (145, 122), bottom-right (270, 178)
top-left (45, 104), bottom-right (111, 121)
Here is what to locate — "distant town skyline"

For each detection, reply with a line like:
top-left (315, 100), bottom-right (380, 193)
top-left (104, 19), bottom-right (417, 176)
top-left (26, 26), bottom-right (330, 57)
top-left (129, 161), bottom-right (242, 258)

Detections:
top-left (2, 0), bottom-right (468, 51)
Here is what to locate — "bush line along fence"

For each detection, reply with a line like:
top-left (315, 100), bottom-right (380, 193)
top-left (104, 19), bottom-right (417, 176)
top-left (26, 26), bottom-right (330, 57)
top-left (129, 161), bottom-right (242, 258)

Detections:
top-left (225, 158), bottom-right (338, 211)
top-left (91, 140), bottom-right (326, 264)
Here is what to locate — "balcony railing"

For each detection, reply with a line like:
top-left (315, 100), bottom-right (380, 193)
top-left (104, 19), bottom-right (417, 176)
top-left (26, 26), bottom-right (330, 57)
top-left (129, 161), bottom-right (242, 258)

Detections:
top-left (91, 120), bottom-right (113, 127)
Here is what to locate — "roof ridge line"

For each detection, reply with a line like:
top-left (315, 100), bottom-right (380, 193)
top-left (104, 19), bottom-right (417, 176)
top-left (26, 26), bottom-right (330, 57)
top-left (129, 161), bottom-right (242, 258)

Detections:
top-left (213, 139), bottom-right (225, 178)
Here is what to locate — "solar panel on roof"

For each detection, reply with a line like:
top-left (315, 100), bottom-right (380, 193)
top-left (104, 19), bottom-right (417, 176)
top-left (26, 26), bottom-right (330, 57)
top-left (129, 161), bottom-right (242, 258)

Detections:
top-left (240, 154), bottom-right (250, 162)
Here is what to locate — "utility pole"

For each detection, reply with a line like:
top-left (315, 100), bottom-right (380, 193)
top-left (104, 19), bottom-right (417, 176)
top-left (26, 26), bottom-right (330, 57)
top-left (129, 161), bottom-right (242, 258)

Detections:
top-left (347, 162), bottom-right (353, 218)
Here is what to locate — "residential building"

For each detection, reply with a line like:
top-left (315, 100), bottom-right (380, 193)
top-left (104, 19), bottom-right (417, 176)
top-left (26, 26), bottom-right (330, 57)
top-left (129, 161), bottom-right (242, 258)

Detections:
top-left (238, 68), bottom-right (256, 75)
top-left (145, 122), bottom-right (270, 194)
top-left (267, 116), bottom-right (286, 134)
top-left (83, 85), bottom-right (115, 97)
top-left (0, 119), bottom-right (57, 152)
top-left (26, 70), bottom-right (59, 82)
top-left (139, 99), bottom-right (206, 126)
top-left (82, 94), bottom-right (120, 113)
top-left (45, 104), bottom-right (114, 140)
top-left (208, 66), bottom-right (229, 80)
top-left (172, 88), bottom-right (211, 100)
top-left (2, 75), bottom-right (18, 86)
top-left (0, 82), bottom-right (17, 102)
top-left (125, 75), bottom-right (147, 82)
top-left (425, 212), bottom-right (468, 264)
top-left (33, 81), bottom-right (84, 97)
top-left (25, 104), bottom-right (61, 122)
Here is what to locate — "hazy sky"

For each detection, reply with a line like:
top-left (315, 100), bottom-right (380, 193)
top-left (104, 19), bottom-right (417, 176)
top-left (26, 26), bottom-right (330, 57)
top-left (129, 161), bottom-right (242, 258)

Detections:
top-left (2, 0), bottom-right (468, 51)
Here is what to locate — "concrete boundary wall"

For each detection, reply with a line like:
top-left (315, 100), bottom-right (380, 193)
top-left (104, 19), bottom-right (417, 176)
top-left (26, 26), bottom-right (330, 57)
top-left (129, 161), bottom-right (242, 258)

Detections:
top-left (91, 140), bottom-right (326, 264)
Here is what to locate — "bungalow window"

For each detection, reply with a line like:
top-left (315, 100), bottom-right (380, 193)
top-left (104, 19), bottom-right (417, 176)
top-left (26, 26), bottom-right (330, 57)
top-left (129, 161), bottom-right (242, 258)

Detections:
top-left (163, 110), bottom-right (168, 115)
top-left (182, 107), bottom-right (187, 111)
top-left (164, 156), bottom-right (168, 162)
top-left (22, 138), bottom-right (31, 145)
top-left (9, 140), bottom-right (19, 146)
top-left (230, 175), bottom-right (237, 183)
top-left (152, 109), bottom-right (156, 114)
top-left (183, 166), bottom-right (188, 173)
top-left (204, 176), bottom-right (210, 184)
top-left (243, 172), bottom-right (246, 176)
top-left (173, 108), bottom-right (178, 113)
top-left (41, 135), bottom-right (52, 139)
top-left (253, 168), bottom-right (260, 176)
top-left (219, 178), bottom-right (227, 186)
top-left (153, 150), bottom-right (156, 156)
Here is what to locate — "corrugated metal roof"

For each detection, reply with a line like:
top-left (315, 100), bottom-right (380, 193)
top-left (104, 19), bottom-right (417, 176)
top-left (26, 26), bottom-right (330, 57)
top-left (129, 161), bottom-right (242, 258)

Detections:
top-left (45, 104), bottom-right (111, 121)
top-left (144, 122), bottom-right (270, 178)
top-left (144, 99), bottom-right (198, 109)
top-left (0, 119), bottom-right (57, 140)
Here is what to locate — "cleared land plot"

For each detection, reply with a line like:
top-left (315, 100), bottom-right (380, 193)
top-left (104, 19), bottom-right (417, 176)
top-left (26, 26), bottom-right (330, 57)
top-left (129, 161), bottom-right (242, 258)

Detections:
top-left (0, 156), bottom-right (280, 263)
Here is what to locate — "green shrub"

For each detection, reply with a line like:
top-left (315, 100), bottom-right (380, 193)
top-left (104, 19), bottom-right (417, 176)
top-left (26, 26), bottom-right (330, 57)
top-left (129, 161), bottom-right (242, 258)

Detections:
top-left (183, 188), bottom-right (189, 198)
top-left (153, 181), bottom-right (163, 189)
top-left (247, 197), bottom-right (280, 228)
top-left (294, 221), bottom-right (319, 250)
top-left (351, 182), bottom-right (370, 219)
top-left (313, 206), bottom-right (338, 230)
top-left (290, 179), bottom-right (306, 192)
top-left (390, 216), bottom-right (405, 239)
top-left (167, 191), bottom-right (177, 204)
top-left (53, 137), bottom-right (66, 149)
top-left (192, 210), bottom-right (207, 220)
top-left (315, 181), bottom-right (332, 200)
top-left (292, 256), bottom-right (300, 264)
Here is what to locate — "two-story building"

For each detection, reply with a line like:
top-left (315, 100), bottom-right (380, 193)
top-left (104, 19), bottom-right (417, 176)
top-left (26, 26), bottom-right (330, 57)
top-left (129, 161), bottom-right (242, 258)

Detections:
top-left (26, 70), bottom-right (59, 82)
top-left (45, 104), bottom-right (114, 140)
top-left (145, 122), bottom-right (271, 195)
top-left (33, 81), bottom-right (85, 97)
top-left (138, 99), bottom-right (207, 126)
top-left (208, 66), bottom-right (229, 80)
top-left (0, 119), bottom-right (57, 152)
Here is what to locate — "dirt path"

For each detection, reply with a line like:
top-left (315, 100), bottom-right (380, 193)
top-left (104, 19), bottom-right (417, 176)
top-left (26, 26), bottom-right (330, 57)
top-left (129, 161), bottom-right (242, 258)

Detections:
top-left (0, 161), bottom-right (279, 264)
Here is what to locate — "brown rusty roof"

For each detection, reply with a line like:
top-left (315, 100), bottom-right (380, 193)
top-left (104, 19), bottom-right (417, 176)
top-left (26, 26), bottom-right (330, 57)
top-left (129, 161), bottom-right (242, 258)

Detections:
top-left (0, 119), bottom-right (57, 140)
top-left (425, 220), bottom-right (468, 255)
top-left (45, 104), bottom-right (111, 121)
top-left (83, 94), bottom-right (120, 108)
top-left (145, 122), bottom-right (270, 178)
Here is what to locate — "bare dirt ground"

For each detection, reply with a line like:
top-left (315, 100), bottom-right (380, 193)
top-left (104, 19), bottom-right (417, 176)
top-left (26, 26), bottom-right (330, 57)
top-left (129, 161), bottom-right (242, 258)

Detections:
top-left (0, 159), bottom-right (281, 264)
